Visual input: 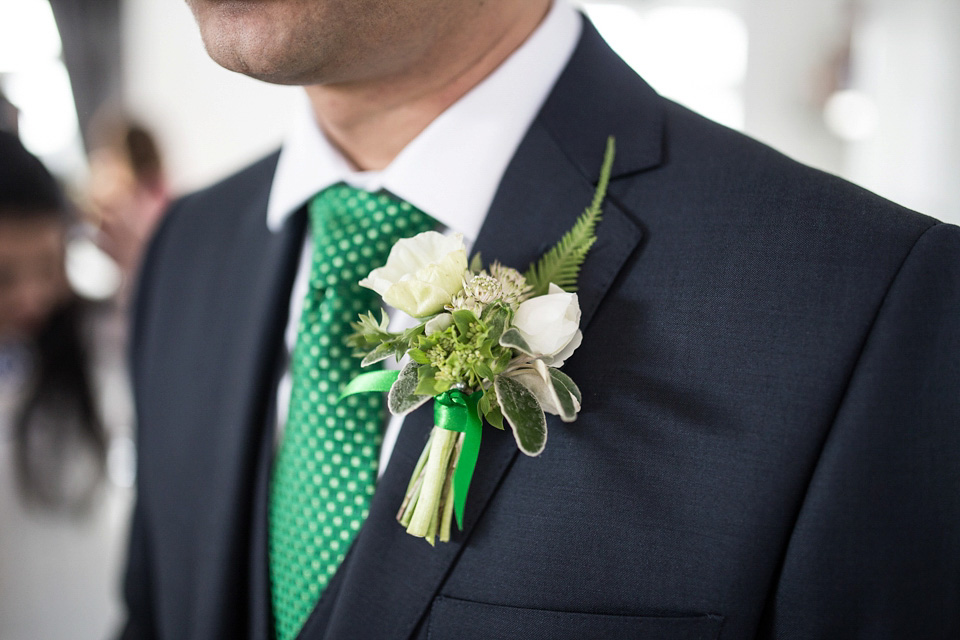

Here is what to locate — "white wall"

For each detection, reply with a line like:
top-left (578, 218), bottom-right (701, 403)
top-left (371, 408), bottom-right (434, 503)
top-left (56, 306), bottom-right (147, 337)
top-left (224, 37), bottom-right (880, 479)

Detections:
top-left (122, 0), bottom-right (959, 224)
top-left (121, 0), bottom-right (297, 194)
top-left (741, 0), bottom-right (847, 176)
top-left (845, 0), bottom-right (960, 224)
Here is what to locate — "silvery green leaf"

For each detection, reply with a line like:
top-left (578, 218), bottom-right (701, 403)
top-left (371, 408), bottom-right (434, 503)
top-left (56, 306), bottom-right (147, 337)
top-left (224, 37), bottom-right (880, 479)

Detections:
top-left (499, 327), bottom-right (534, 356)
top-left (549, 367), bottom-right (582, 405)
top-left (506, 360), bottom-right (575, 421)
top-left (388, 361), bottom-right (432, 416)
top-left (361, 342), bottom-right (400, 367)
top-left (495, 375), bottom-right (547, 455)
top-left (399, 323), bottom-right (425, 342)
top-left (548, 368), bottom-right (578, 422)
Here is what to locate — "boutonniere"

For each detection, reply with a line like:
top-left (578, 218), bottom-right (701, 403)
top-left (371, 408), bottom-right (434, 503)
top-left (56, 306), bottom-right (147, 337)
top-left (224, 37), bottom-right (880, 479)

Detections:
top-left (342, 138), bottom-right (615, 545)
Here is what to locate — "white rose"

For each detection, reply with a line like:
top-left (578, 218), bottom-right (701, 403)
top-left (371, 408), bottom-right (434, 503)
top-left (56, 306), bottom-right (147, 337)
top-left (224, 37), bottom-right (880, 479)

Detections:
top-left (359, 231), bottom-right (467, 318)
top-left (510, 283), bottom-right (582, 367)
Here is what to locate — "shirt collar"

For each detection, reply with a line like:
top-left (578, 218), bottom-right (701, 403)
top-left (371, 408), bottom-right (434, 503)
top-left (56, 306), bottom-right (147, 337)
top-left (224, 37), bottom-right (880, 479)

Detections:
top-left (266, 0), bottom-right (581, 242)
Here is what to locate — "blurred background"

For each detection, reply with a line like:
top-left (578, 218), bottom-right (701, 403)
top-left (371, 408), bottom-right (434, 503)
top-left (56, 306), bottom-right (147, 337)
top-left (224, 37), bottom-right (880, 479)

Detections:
top-left (4, 0), bottom-right (959, 222)
top-left (0, 0), bottom-right (957, 639)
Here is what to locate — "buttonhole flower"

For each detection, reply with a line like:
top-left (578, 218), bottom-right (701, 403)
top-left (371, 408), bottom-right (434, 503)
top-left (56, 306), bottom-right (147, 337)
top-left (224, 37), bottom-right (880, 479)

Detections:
top-left (510, 283), bottom-right (582, 367)
top-left (360, 231), bottom-right (467, 318)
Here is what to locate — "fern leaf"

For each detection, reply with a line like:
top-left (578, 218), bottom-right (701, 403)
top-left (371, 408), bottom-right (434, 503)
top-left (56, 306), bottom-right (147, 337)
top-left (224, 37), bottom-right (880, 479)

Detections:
top-left (524, 137), bottom-right (615, 296)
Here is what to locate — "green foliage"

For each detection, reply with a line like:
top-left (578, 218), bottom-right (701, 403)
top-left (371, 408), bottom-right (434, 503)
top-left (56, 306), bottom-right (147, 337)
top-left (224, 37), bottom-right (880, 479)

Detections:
top-left (477, 389), bottom-right (505, 430)
top-left (524, 136), bottom-right (615, 296)
top-left (387, 361), bottom-right (432, 416)
top-left (348, 310), bottom-right (393, 349)
top-left (549, 368), bottom-right (581, 405)
top-left (548, 370), bottom-right (578, 422)
top-left (495, 375), bottom-right (547, 455)
top-left (498, 327), bottom-right (533, 356)
top-left (410, 308), bottom-right (513, 394)
top-left (480, 302), bottom-right (511, 344)
top-left (348, 311), bottom-right (425, 366)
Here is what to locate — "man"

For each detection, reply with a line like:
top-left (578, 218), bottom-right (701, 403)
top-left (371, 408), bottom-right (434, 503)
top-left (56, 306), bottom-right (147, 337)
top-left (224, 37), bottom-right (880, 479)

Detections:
top-left (122, 0), bottom-right (960, 638)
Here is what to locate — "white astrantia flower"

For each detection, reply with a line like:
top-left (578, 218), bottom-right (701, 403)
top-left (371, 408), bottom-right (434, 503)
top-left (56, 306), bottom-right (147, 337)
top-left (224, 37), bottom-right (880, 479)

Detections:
top-left (360, 231), bottom-right (468, 318)
top-left (448, 273), bottom-right (502, 315)
top-left (488, 262), bottom-right (530, 306)
top-left (510, 283), bottom-right (582, 367)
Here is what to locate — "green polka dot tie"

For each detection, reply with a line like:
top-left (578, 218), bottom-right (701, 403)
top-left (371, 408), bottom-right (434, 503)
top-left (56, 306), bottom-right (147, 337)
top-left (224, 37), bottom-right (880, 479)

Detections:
top-left (268, 185), bottom-right (435, 640)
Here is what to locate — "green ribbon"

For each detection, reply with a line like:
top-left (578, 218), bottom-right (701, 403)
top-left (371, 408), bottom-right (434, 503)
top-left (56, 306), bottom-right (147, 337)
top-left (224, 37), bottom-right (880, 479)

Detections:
top-left (340, 371), bottom-right (484, 532)
top-left (339, 370), bottom-right (400, 396)
top-left (433, 389), bottom-right (483, 531)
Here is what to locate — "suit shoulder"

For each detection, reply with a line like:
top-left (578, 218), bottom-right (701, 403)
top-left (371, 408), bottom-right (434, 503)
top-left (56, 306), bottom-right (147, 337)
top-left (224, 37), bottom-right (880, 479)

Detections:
top-left (655, 99), bottom-right (936, 245)
top-left (133, 151), bottom-right (281, 324)
top-left (168, 150), bottom-right (280, 228)
top-left (610, 95), bottom-right (949, 333)
top-left (143, 150), bottom-right (280, 273)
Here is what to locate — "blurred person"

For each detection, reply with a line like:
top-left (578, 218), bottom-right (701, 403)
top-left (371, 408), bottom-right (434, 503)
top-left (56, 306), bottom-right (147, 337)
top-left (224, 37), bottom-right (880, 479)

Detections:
top-left (123, 1), bottom-right (959, 638)
top-left (86, 118), bottom-right (170, 305)
top-left (0, 130), bottom-right (133, 640)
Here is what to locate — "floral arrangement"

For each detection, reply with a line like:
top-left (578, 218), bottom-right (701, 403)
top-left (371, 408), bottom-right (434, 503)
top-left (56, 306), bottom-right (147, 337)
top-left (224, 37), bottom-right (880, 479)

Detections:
top-left (342, 138), bottom-right (615, 544)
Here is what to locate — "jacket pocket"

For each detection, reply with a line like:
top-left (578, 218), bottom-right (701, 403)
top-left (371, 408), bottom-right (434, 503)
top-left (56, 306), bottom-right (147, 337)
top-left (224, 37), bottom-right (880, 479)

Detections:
top-left (427, 596), bottom-right (723, 640)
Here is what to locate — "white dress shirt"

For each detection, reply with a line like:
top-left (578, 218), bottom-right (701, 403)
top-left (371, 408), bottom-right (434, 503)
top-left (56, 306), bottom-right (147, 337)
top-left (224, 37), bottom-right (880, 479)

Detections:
top-left (268, 0), bottom-right (581, 475)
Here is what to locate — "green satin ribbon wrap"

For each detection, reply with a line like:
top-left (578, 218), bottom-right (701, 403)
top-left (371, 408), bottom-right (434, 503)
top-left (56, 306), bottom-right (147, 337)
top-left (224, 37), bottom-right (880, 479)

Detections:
top-left (340, 371), bottom-right (484, 531)
top-left (432, 389), bottom-right (483, 530)
top-left (339, 370), bottom-right (401, 396)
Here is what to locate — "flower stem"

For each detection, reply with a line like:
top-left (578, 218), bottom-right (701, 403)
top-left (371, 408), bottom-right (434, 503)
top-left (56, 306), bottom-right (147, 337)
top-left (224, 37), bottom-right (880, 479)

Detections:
top-left (438, 435), bottom-right (463, 543)
top-left (406, 426), bottom-right (458, 543)
top-left (397, 471), bottom-right (423, 528)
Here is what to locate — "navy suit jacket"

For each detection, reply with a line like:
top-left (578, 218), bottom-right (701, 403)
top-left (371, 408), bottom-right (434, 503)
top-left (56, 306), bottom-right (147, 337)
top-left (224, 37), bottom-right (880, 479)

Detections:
top-left (122, 17), bottom-right (960, 640)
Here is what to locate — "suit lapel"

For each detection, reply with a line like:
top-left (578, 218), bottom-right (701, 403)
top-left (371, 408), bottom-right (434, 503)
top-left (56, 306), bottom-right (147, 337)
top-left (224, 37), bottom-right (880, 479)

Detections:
top-left (191, 180), bottom-right (307, 639)
top-left (319, 18), bottom-right (663, 640)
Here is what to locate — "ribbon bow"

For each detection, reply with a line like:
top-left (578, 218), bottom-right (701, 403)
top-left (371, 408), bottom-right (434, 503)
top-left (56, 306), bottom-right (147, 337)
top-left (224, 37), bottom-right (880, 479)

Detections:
top-left (341, 372), bottom-right (484, 530)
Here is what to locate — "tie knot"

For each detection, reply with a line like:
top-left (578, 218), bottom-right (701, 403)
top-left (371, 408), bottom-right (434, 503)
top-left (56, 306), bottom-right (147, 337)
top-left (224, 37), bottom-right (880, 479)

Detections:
top-left (308, 185), bottom-right (436, 290)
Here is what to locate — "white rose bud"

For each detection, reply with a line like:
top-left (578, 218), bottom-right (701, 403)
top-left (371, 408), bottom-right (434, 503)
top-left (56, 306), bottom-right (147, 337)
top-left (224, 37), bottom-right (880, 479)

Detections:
top-left (359, 231), bottom-right (467, 318)
top-left (510, 283), bottom-right (582, 367)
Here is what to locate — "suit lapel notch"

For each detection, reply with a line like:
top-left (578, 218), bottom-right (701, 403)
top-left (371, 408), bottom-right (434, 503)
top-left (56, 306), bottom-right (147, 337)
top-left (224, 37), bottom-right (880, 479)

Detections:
top-left (473, 119), bottom-right (644, 332)
top-left (539, 14), bottom-right (666, 184)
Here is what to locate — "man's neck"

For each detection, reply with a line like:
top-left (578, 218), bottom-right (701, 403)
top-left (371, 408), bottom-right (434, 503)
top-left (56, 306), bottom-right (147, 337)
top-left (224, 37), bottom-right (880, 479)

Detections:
top-left (304, 1), bottom-right (551, 172)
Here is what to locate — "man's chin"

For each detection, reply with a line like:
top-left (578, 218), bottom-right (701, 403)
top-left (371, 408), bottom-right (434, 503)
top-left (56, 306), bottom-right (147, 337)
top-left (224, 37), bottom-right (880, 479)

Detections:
top-left (218, 55), bottom-right (334, 88)
top-left (188, 5), bottom-right (328, 85)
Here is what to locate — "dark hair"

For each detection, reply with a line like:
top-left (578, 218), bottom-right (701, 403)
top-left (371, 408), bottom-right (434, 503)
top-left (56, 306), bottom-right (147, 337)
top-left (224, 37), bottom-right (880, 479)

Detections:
top-left (0, 130), bottom-right (64, 216)
top-left (87, 113), bottom-right (164, 188)
top-left (0, 130), bottom-right (107, 512)
top-left (124, 123), bottom-right (164, 188)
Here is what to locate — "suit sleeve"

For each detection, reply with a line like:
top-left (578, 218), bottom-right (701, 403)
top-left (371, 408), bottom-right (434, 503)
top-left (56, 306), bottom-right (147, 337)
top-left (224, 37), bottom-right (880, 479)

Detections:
top-left (116, 200), bottom-right (185, 640)
top-left (760, 222), bottom-right (960, 638)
